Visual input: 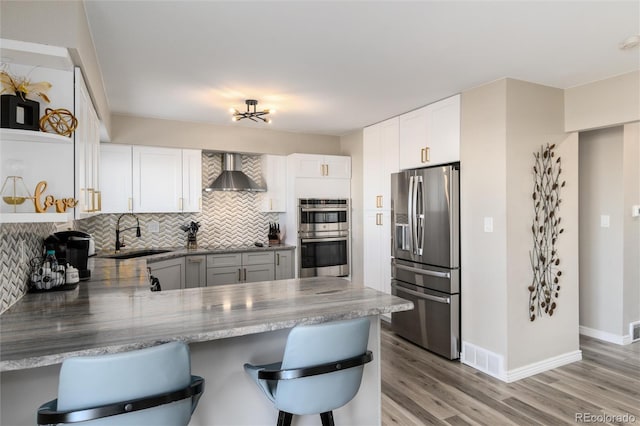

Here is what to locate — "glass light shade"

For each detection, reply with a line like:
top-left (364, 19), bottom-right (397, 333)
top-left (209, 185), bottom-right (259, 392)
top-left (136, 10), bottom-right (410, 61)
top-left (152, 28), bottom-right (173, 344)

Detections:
top-left (1, 176), bottom-right (33, 212)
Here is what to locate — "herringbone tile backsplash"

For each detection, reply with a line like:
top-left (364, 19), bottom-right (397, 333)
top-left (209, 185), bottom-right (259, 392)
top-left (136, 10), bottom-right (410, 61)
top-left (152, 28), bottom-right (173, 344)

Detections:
top-left (1, 153), bottom-right (279, 313)
top-left (1, 222), bottom-right (57, 313)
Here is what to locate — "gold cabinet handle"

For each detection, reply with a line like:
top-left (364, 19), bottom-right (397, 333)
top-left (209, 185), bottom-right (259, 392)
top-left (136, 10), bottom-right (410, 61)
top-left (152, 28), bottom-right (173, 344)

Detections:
top-left (325, 164), bottom-right (329, 176)
top-left (421, 146), bottom-right (430, 163)
top-left (179, 197), bottom-right (184, 211)
top-left (96, 191), bottom-right (102, 212)
top-left (269, 198), bottom-right (273, 210)
top-left (128, 197), bottom-right (133, 212)
top-left (376, 195), bottom-right (383, 208)
top-left (188, 257), bottom-right (203, 263)
top-left (243, 268), bottom-right (247, 281)
top-left (87, 188), bottom-right (95, 212)
top-left (376, 213), bottom-right (383, 226)
top-left (276, 253), bottom-right (280, 266)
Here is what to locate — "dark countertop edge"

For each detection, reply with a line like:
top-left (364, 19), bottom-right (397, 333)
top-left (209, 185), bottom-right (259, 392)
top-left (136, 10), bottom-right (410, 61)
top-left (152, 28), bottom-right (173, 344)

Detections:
top-left (0, 303), bottom-right (412, 372)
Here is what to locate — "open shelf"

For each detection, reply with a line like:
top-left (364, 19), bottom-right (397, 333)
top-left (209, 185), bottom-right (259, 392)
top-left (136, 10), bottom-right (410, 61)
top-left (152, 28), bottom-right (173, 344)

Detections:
top-left (0, 128), bottom-right (72, 144)
top-left (0, 212), bottom-right (71, 224)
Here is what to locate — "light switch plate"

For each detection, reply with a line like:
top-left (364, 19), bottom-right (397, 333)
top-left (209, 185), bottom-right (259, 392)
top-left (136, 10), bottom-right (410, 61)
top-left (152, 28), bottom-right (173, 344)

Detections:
top-left (600, 215), bottom-right (610, 228)
top-left (632, 205), bottom-right (640, 217)
top-left (484, 217), bottom-right (493, 233)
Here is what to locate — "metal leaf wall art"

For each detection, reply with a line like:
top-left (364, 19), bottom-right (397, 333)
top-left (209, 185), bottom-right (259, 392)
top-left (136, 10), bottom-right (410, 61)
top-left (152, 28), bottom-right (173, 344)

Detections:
top-left (528, 143), bottom-right (565, 321)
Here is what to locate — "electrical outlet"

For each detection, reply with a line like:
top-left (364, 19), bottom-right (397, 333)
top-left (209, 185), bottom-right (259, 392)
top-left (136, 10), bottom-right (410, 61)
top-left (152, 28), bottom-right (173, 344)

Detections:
top-left (632, 205), bottom-right (640, 218)
top-left (147, 220), bottom-right (160, 233)
top-left (600, 215), bottom-right (610, 228)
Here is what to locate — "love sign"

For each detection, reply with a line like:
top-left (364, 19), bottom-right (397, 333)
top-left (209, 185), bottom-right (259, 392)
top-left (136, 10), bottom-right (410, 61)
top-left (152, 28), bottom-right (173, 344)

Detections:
top-left (33, 181), bottom-right (78, 213)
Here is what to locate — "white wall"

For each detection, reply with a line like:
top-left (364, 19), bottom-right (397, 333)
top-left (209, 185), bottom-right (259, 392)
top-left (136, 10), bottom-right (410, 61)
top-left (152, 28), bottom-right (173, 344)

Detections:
top-left (622, 123), bottom-right (640, 334)
top-left (461, 78), bottom-right (580, 376)
top-left (579, 127), bottom-right (625, 336)
top-left (565, 71), bottom-right (640, 132)
top-left (110, 114), bottom-right (342, 155)
top-left (460, 79), bottom-right (509, 359)
top-left (505, 80), bottom-right (579, 370)
top-left (579, 123), bottom-right (640, 341)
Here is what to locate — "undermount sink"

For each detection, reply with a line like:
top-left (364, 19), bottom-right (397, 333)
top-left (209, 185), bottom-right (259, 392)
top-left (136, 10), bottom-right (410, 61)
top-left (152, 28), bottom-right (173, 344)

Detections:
top-left (101, 249), bottom-right (173, 259)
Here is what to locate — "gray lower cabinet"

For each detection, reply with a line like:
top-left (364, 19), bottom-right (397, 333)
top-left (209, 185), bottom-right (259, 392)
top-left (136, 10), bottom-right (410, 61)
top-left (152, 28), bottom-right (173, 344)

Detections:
top-left (148, 257), bottom-right (185, 290)
top-left (274, 249), bottom-right (294, 280)
top-left (185, 255), bottom-right (206, 288)
top-left (206, 252), bottom-right (275, 286)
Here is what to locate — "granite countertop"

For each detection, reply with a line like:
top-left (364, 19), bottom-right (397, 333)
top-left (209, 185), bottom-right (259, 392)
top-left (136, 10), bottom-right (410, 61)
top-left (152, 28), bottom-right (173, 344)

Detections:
top-left (95, 244), bottom-right (296, 263)
top-left (0, 257), bottom-right (412, 372)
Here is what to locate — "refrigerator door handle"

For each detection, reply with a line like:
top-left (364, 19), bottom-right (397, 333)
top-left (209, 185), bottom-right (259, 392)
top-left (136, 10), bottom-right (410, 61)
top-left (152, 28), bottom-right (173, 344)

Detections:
top-left (395, 263), bottom-right (451, 279)
top-left (394, 284), bottom-right (451, 304)
top-left (415, 175), bottom-right (424, 256)
top-left (408, 175), bottom-right (415, 254)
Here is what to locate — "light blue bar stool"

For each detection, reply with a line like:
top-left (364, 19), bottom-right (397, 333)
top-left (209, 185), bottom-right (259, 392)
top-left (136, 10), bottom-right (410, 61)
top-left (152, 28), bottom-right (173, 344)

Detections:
top-left (244, 318), bottom-right (373, 426)
top-left (37, 342), bottom-right (204, 425)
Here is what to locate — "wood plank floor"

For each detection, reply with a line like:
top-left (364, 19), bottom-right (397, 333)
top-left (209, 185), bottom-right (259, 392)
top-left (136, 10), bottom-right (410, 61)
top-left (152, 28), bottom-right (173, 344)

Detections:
top-left (380, 321), bottom-right (640, 425)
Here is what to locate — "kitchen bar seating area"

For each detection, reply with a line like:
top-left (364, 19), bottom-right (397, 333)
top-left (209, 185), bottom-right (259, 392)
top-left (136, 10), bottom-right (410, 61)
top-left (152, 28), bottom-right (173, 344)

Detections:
top-left (0, 257), bottom-right (412, 425)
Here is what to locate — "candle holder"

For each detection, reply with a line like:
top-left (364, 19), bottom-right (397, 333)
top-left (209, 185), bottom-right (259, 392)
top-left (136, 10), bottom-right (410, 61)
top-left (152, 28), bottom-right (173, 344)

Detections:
top-left (1, 175), bottom-right (33, 212)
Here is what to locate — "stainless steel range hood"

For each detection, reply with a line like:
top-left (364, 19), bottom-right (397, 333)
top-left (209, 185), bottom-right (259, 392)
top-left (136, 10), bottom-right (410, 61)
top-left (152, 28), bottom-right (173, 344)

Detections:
top-left (204, 153), bottom-right (265, 192)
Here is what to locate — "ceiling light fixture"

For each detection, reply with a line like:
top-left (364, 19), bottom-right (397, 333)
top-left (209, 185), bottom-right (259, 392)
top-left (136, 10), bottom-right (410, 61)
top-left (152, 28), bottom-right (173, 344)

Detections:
top-left (230, 99), bottom-right (273, 123)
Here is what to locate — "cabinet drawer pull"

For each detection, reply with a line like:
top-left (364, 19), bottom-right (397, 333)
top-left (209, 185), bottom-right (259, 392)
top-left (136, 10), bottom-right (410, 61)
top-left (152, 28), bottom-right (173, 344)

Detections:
top-left (243, 268), bottom-right (247, 281)
top-left (188, 257), bottom-right (203, 263)
top-left (376, 195), bottom-right (383, 208)
top-left (376, 213), bottom-right (383, 226)
top-left (238, 268), bottom-right (242, 281)
top-left (179, 197), bottom-right (184, 211)
top-left (96, 191), bottom-right (102, 212)
top-left (276, 253), bottom-right (280, 266)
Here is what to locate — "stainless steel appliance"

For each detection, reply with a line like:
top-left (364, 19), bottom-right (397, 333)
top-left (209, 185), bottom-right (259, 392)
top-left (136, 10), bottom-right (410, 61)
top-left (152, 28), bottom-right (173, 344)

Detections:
top-left (391, 163), bottom-right (460, 359)
top-left (298, 198), bottom-right (350, 278)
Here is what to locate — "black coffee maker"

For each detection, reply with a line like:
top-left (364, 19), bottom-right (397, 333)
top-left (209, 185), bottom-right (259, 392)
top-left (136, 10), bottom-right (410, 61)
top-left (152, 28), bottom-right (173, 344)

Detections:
top-left (44, 231), bottom-right (93, 281)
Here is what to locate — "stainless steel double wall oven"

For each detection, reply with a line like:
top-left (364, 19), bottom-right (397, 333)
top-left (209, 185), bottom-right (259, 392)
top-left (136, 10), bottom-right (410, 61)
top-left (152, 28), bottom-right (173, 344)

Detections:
top-left (298, 198), bottom-right (350, 278)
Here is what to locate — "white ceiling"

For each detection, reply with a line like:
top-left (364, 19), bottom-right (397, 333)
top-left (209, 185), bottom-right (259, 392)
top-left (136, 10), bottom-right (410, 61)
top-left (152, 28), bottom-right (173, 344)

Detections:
top-left (84, 1), bottom-right (640, 137)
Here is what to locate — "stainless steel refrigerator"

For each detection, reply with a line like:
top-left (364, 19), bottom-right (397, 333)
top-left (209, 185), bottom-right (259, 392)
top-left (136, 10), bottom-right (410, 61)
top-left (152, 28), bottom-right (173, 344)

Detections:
top-left (390, 163), bottom-right (460, 359)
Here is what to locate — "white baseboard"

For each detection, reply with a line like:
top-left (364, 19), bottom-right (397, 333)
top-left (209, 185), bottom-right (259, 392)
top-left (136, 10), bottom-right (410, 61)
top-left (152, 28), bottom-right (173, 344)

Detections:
top-left (462, 341), bottom-right (582, 383)
top-left (579, 325), bottom-right (632, 345)
top-left (504, 350), bottom-right (582, 383)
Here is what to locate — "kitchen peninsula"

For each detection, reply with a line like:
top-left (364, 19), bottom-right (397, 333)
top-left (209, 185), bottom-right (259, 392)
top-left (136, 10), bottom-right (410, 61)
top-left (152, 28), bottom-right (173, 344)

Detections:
top-left (0, 257), bottom-right (412, 426)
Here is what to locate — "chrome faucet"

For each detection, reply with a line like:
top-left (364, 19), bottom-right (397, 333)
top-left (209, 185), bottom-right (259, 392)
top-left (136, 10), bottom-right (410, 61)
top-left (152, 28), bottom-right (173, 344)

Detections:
top-left (115, 213), bottom-right (141, 251)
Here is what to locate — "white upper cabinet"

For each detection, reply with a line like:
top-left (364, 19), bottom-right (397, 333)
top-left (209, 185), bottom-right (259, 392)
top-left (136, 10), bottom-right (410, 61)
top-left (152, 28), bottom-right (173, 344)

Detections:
top-left (259, 154), bottom-right (286, 213)
top-left (101, 145), bottom-right (201, 214)
top-left (74, 68), bottom-right (102, 219)
top-left (99, 144), bottom-right (133, 213)
top-left (289, 154), bottom-right (351, 179)
top-left (399, 94), bottom-right (460, 169)
top-left (363, 117), bottom-right (399, 211)
top-left (181, 149), bottom-right (202, 212)
top-left (132, 146), bottom-right (183, 213)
